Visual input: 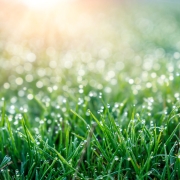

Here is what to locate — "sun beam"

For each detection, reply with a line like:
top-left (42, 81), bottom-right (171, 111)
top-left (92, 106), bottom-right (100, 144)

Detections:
top-left (20, 0), bottom-right (72, 9)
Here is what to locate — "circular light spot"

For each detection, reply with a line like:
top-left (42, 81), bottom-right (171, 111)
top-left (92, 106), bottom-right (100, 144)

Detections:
top-left (25, 74), bottom-right (34, 82)
top-left (174, 52), bottom-right (180, 59)
top-left (53, 85), bottom-right (58, 90)
top-left (18, 90), bottom-right (25, 97)
top-left (146, 82), bottom-right (152, 88)
top-left (26, 52), bottom-right (36, 62)
top-left (49, 61), bottom-right (57, 69)
top-left (3, 82), bottom-right (10, 89)
top-left (27, 94), bottom-right (33, 100)
top-left (104, 87), bottom-right (112, 93)
top-left (36, 81), bottom-right (44, 88)
top-left (15, 77), bottom-right (23, 85)
top-left (128, 79), bottom-right (134, 84)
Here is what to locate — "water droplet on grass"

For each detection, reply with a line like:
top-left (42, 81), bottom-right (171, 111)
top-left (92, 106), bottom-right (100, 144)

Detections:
top-left (142, 120), bottom-right (145, 125)
top-left (107, 104), bottom-right (110, 108)
top-left (86, 111), bottom-right (90, 116)
top-left (114, 156), bottom-right (119, 161)
top-left (39, 120), bottom-right (44, 124)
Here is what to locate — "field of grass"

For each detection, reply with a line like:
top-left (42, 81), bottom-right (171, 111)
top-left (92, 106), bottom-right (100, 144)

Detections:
top-left (0, 1), bottom-right (180, 179)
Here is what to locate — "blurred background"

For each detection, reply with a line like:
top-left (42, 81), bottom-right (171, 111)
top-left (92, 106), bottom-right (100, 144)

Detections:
top-left (0, 0), bottom-right (180, 119)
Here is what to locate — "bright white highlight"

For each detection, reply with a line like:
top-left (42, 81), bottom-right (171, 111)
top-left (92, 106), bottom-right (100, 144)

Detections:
top-left (20, 0), bottom-right (70, 9)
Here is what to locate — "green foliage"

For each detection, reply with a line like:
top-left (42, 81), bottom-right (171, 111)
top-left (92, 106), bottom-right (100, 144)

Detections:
top-left (0, 3), bottom-right (180, 180)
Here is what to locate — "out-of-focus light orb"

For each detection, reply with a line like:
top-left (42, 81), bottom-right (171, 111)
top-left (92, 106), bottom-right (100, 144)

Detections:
top-left (20, 0), bottom-right (72, 9)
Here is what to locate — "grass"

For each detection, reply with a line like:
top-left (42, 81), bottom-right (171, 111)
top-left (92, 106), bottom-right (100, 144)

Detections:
top-left (0, 2), bottom-right (180, 180)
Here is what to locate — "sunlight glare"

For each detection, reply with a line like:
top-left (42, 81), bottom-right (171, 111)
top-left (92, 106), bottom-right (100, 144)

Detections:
top-left (20, 0), bottom-right (71, 9)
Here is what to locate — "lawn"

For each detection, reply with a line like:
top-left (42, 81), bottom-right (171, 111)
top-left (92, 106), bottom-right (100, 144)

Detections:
top-left (0, 1), bottom-right (180, 179)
